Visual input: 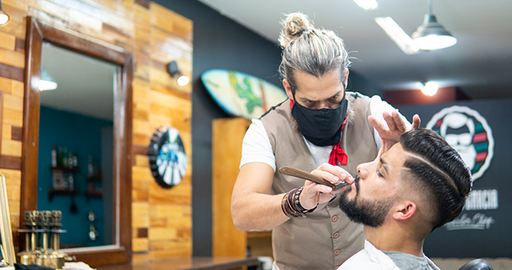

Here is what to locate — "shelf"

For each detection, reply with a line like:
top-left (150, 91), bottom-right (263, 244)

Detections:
top-left (86, 175), bottom-right (102, 181)
top-left (86, 191), bottom-right (102, 198)
top-left (50, 165), bottom-right (79, 172)
top-left (48, 188), bottom-right (79, 201)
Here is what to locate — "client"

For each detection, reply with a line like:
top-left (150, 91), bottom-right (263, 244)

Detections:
top-left (338, 128), bottom-right (472, 270)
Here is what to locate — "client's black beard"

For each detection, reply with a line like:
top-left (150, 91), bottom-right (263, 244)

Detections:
top-left (338, 175), bottom-right (394, 228)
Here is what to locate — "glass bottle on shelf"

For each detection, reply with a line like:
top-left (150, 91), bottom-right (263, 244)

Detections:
top-left (68, 173), bottom-right (74, 189)
top-left (57, 146), bottom-right (63, 167)
top-left (51, 145), bottom-right (57, 167)
top-left (88, 156), bottom-right (94, 176)
top-left (62, 147), bottom-right (68, 167)
top-left (68, 152), bottom-right (73, 168)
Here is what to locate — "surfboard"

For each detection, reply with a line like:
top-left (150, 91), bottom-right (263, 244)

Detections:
top-left (201, 69), bottom-right (288, 119)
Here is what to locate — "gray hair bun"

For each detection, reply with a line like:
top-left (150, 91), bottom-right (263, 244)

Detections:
top-left (278, 12), bottom-right (312, 48)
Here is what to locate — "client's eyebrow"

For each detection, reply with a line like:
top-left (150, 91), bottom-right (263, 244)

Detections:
top-left (380, 157), bottom-right (389, 175)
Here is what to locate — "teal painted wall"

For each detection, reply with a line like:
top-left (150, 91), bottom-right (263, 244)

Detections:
top-left (37, 106), bottom-right (113, 248)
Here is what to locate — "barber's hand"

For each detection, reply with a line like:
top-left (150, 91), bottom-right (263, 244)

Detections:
top-left (369, 112), bottom-right (421, 152)
top-left (299, 163), bottom-right (354, 210)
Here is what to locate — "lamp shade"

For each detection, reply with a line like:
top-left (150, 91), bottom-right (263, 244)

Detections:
top-left (412, 14), bottom-right (457, 50)
top-left (39, 65), bottom-right (58, 91)
top-left (0, 1), bottom-right (9, 26)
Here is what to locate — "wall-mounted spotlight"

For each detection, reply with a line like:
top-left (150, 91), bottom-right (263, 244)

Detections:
top-left (421, 81), bottom-right (438, 96)
top-left (0, 0), bottom-right (11, 26)
top-left (167, 60), bottom-right (190, 86)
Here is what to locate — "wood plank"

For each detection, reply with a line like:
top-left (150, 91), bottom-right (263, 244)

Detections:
top-left (10, 81), bottom-right (23, 97)
top-left (149, 27), bottom-right (192, 62)
top-left (0, 77), bottom-right (12, 93)
top-left (132, 238), bottom-right (148, 252)
top-left (137, 227), bottom-right (148, 238)
top-left (134, 0), bottom-right (149, 9)
top-left (132, 144), bottom-right (148, 157)
top-left (0, 48), bottom-right (25, 68)
top-left (89, 0), bottom-right (133, 18)
top-left (132, 202), bottom-right (149, 227)
top-left (133, 134), bottom-right (150, 149)
top-left (15, 38), bottom-right (25, 53)
top-left (149, 239), bottom-right (191, 251)
top-left (149, 249), bottom-right (191, 260)
top-left (0, 168), bottom-right (20, 185)
top-left (150, 204), bottom-right (188, 218)
top-left (132, 166), bottom-right (151, 181)
top-left (4, 0), bottom-right (28, 12)
top-left (11, 126), bottom-right (22, 141)
top-left (2, 108), bottom-right (22, 126)
top-left (6, 184), bottom-right (20, 201)
top-left (148, 181), bottom-right (192, 199)
top-left (1, 139), bottom-right (22, 156)
top-left (0, 5), bottom-right (27, 39)
top-left (2, 124), bottom-right (11, 139)
top-left (212, 118), bottom-right (252, 257)
top-left (28, 0), bottom-right (71, 22)
top-left (0, 32), bottom-right (16, 51)
top-left (101, 9), bottom-right (134, 37)
top-left (0, 156), bottom-right (21, 170)
top-left (133, 119), bottom-right (150, 136)
top-left (149, 2), bottom-right (192, 41)
top-left (0, 63), bottom-right (24, 82)
top-left (3, 93), bottom-right (23, 111)
top-left (148, 227), bottom-right (177, 241)
top-left (134, 154), bottom-right (148, 168)
top-left (132, 179), bottom-right (149, 202)
top-left (0, 90), bottom-right (2, 154)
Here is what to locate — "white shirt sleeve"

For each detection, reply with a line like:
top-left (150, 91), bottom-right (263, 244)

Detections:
top-left (369, 95), bottom-right (410, 150)
top-left (240, 119), bottom-right (276, 172)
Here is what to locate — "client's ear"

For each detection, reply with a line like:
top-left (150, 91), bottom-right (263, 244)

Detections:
top-left (392, 201), bottom-right (417, 220)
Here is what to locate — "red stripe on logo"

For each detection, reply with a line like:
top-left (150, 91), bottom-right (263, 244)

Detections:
top-left (473, 133), bottom-right (487, 143)
top-left (475, 152), bottom-right (487, 162)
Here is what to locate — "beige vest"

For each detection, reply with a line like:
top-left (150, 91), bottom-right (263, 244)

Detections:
top-left (261, 92), bottom-right (378, 270)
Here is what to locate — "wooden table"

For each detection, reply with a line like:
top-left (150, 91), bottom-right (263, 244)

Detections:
top-left (96, 257), bottom-right (261, 270)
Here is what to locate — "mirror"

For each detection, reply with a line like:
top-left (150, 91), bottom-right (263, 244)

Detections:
top-left (38, 42), bottom-right (115, 248)
top-left (21, 17), bottom-right (132, 266)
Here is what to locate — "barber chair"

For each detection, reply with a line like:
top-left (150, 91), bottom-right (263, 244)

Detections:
top-left (458, 259), bottom-right (493, 270)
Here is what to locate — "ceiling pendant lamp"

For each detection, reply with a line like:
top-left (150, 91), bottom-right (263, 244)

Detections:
top-left (412, 0), bottom-right (457, 50)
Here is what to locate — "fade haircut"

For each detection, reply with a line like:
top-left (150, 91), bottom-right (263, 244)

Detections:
top-left (400, 128), bottom-right (472, 229)
top-left (278, 12), bottom-right (350, 94)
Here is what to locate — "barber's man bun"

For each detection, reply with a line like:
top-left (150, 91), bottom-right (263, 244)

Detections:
top-left (278, 12), bottom-right (312, 48)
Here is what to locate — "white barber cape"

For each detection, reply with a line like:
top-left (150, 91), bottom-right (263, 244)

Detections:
top-left (337, 240), bottom-right (440, 270)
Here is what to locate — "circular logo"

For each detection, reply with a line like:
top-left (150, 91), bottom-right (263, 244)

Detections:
top-left (426, 105), bottom-right (493, 181)
top-left (148, 125), bottom-right (187, 188)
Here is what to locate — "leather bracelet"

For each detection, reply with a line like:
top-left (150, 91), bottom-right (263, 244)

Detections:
top-left (281, 188), bottom-right (305, 218)
top-left (295, 186), bottom-right (317, 214)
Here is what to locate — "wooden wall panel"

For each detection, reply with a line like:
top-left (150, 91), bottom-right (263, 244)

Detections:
top-left (0, 0), bottom-right (193, 263)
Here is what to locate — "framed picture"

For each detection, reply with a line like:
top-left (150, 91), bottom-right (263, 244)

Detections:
top-left (0, 174), bottom-right (16, 267)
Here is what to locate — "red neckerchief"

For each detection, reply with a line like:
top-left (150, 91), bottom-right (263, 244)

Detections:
top-left (290, 99), bottom-right (348, 165)
top-left (328, 117), bottom-right (348, 165)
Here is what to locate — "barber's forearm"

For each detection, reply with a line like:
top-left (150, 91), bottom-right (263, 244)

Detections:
top-left (231, 192), bottom-right (289, 231)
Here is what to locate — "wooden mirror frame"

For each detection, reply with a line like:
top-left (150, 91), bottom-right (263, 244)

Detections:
top-left (21, 17), bottom-right (132, 266)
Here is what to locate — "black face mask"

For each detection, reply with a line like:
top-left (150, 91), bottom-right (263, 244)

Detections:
top-left (291, 98), bottom-right (348, 146)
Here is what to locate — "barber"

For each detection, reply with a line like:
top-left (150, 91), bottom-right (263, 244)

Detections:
top-left (231, 12), bottom-right (420, 270)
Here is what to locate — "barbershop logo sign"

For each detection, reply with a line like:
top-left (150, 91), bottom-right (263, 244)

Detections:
top-left (426, 105), bottom-right (494, 181)
top-left (426, 105), bottom-right (496, 230)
